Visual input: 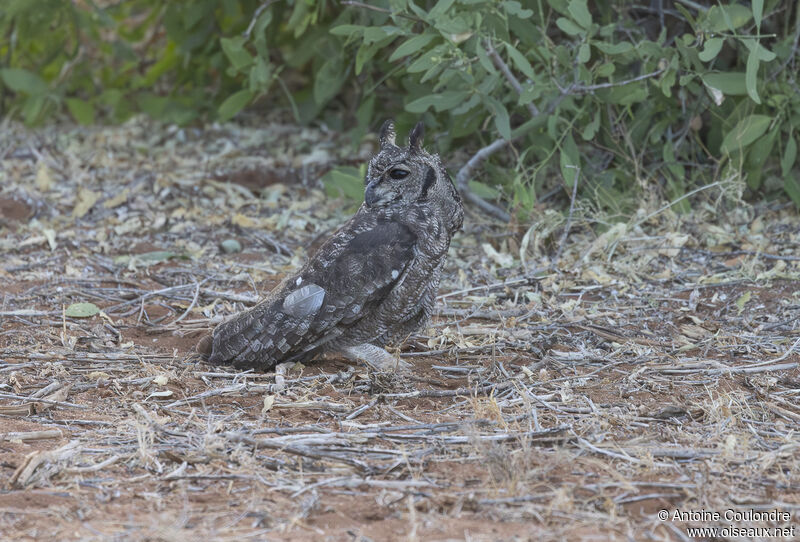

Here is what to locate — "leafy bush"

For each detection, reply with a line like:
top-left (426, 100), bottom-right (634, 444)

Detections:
top-left (2, 0), bottom-right (798, 213)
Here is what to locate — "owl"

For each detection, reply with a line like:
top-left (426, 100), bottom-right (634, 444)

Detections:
top-left (198, 120), bottom-right (463, 371)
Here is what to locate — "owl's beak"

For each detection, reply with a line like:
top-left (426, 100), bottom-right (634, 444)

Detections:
top-left (364, 181), bottom-right (382, 207)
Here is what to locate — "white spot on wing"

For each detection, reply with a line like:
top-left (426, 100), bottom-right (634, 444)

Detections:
top-left (296, 276), bottom-right (303, 286)
top-left (283, 283), bottom-right (325, 318)
top-left (391, 269), bottom-right (399, 279)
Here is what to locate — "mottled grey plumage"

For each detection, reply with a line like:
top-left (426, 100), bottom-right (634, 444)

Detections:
top-left (199, 120), bottom-right (463, 371)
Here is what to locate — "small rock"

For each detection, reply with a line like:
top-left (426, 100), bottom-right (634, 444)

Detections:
top-left (220, 239), bottom-right (242, 254)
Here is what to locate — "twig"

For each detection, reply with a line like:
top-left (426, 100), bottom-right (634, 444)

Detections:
top-left (736, 337), bottom-right (800, 368)
top-left (552, 166), bottom-right (580, 267)
top-left (0, 310), bottom-right (58, 317)
top-left (635, 181), bottom-right (723, 226)
top-left (344, 397), bottom-right (380, 420)
top-left (696, 249), bottom-right (800, 262)
top-left (341, 1), bottom-right (422, 21)
top-left (242, 1), bottom-right (279, 40)
top-left (169, 279), bottom-right (206, 325)
top-left (573, 69), bottom-right (665, 92)
top-left (674, 0), bottom-right (708, 12)
top-left (455, 138), bottom-right (512, 222)
top-left (65, 455), bottom-right (121, 474)
top-left (163, 384), bottom-right (247, 408)
top-left (223, 432), bottom-right (373, 473)
top-left (0, 392), bottom-right (88, 410)
top-left (486, 40), bottom-right (540, 116)
top-left (708, 362), bottom-right (798, 375)
top-left (0, 430), bottom-right (64, 442)
top-left (576, 437), bottom-right (673, 468)
top-left (438, 276), bottom-right (533, 300)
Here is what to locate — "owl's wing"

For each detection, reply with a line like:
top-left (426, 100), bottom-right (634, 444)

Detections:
top-left (207, 218), bottom-right (416, 369)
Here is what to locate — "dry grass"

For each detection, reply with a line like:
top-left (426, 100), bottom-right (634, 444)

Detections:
top-left (1, 120), bottom-right (799, 541)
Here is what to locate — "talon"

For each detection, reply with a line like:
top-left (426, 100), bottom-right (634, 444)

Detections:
top-left (340, 344), bottom-right (411, 373)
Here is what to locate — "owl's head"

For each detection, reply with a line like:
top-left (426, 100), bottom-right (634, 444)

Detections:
top-left (363, 120), bottom-right (462, 232)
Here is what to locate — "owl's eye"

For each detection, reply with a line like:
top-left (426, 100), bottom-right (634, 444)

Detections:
top-left (388, 168), bottom-right (410, 180)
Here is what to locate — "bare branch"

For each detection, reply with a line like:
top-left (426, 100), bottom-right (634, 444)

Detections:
top-left (574, 68), bottom-right (664, 92)
top-left (553, 166), bottom-right (580, 267)
top-left (486, 40), bottom-right (540, 116)
top-left (455, 138), bottom-right (512, 222)
top-left (454, 40), bottom-right (551, 221)
top-left (341, 1), bottom-right (422, 21)
top-left (243, 1), bottom-right (280, 40)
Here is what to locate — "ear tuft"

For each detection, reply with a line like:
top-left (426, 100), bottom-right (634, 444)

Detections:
top-left (408, 121), bottom-right (425, 153)
top-left (379, 120), bottom-right (396, 148)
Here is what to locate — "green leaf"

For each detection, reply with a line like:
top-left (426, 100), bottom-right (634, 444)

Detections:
top-left (702, 72), bottom-right (747, 96)
top-left (429, 0), bottom-right (456, 19)
top-left (322, 166), bottom-right (364, 201)
top-left (136, 94), bottom-right (168, 117)
top-left (596, 62), bottom-right (615, 77)
top-left (781, 132), bottom-right (797, 176)
top-left (735, 291), bottom-right (751, 315)
top-left (745, 45), bottom-right (761, 104)
top-left (313, 56), bottom-right (345, 104)
top-left (406, 91), bottom-right (470, 113)
top-left (65, 302), bottom-right (100, 318)
top-left (356, 42), bottom-right (380, 75)
top-left (468, 180), bottom-right (500, 199)
top-left (567, 0), bottom-right (592, 29)
top-left (556, 17), bottom-right (583, 36)
top-left (248, 57), bottom-right (272, 91)
top-left (65, 99), bottom-right (95, 125)
top-left (21, 96), bottom-right (47, 125)
top-left (698, 38), bottom-right (724, 62)
top-left (660, 64), bottom-right (677, 97)
top-left (218, 89), bottom-right (253, 122)
top-left (141, 43), bottom-right (178, 87)
top-left (503, 1), bottom-right (533, 18)
top-left (720, 114), bottom-right (772, 154)
top-left (390, 33), bottom-right (436, 61)
top-left (220, 37), bottom-right (253, 72)
top-left (0, 68), bottom-right (48, 95)
top-left (754, 43), bottom-right (776, 62)
top-left (363, 26), bottom-right (401, 44)
top-left (519, 84), bottom-right (540, 106)
top-left (753, 0), bottom-right (763, 29)
top-left (114, 251), bottom-right (187, 268)
top-left (785, 175), bottom-right (800, 208)
top-left (476, 43), bottom-right (496, 73)
top-left (598, 85), bottom-right (647, 105)
top-left (407, 46), bottom-right (446, 73)
top-left (505, 43), bottom-right (536, 80)
top-left (560, 132), bottom-right (580, 186)
top-left (486, 97), bottom-right (511, 140)
top-left (706, 4), bottom-right (752, 32)
top-left (581, 111), bottom-right (600, 140)
top-left (745, 127), bottom-right (778, 189)
top-left (252, 9), bottom-right (273, 57)
top-left (593, 41), bottom-right (633, 55)
top-left (662, 140), bottom-right (685, 179)
top-left (453, 93), bottom-right (481, 114)
top-left (577, 43), bottom-right (591, 63)
top-left (420, 62), bottom-right (445, 84)
top-left (329, 24), bottom-right (365, 37)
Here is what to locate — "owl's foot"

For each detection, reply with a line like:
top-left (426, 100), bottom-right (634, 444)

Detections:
top-left (339, 344), bottom-right (411, 373)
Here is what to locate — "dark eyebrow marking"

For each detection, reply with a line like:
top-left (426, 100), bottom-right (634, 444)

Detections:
top-left (420, 166), bottom-right (436, 199)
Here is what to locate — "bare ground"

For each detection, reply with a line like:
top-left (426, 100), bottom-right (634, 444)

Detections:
top-left (1, 121), bottom-right (799, 541)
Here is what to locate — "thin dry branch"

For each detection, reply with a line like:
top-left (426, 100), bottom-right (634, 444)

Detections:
top-left (455, 138), bottom-right (513, 222)
top-left (486, 40), bottom-right (540, 116)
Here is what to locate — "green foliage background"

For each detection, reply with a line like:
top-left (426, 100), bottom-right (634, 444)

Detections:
top-left (2, 0), bottom-right (799, 215)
